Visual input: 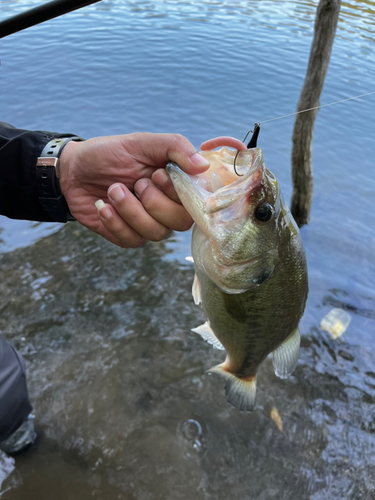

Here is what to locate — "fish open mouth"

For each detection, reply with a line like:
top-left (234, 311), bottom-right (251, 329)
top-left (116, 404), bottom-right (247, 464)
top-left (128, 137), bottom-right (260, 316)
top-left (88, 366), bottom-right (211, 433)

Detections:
top-left (166, 143), bottom-right (265, 237)
top-left (188, 146), bottom-right (264, 196)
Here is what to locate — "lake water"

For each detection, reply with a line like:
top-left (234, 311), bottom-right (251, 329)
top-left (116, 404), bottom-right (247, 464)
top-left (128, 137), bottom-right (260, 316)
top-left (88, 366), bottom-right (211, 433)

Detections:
top-left (0, 0), bottom-right (374, 498)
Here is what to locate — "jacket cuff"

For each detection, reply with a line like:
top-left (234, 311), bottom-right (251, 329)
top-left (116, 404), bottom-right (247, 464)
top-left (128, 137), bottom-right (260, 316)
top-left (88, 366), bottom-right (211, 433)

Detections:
top-left (0, 122), bottom-right (78, 222)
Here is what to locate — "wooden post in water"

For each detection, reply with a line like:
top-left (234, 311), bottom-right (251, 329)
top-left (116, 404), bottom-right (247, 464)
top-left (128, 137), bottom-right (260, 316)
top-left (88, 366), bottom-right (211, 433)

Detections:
top-left (291, 0), bottom-right (341, 227)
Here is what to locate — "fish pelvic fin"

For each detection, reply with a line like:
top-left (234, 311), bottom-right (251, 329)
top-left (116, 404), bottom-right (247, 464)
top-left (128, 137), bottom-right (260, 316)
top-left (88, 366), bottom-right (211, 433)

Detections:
top-left (207, 364), bottom-right (257, 412)
top-left (272, 327), bottom-right (300, 379)
top-left (192, 322), bottom-right (225, 350)
top-left (192, 273), bottom-right (201, 306)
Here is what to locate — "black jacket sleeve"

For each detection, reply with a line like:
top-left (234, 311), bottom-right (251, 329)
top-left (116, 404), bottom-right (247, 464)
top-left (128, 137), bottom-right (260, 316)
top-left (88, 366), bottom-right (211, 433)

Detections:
top-left (0, 121), bottom-right (77, 222)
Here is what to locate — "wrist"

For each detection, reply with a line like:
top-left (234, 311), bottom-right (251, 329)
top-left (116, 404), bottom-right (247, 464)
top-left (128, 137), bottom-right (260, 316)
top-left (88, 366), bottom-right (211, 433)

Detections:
top-left (58, 140), bottom-right (80, 199)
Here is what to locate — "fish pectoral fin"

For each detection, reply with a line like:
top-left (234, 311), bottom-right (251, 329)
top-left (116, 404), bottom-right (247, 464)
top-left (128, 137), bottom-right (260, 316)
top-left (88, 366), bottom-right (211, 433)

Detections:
top-left (192, 273), bottom-right (201, 305)
top-left (272, 327), bottom-right (301, 379)
top-left (191, 322), bottom-right (225, 350)
top-left (207, 364), bottom-right (257, 412)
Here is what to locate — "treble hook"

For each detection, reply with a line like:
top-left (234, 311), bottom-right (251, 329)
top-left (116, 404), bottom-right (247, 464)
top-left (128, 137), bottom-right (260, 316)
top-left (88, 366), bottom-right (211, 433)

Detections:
top-left (233, 122), bottom-right (261, 176)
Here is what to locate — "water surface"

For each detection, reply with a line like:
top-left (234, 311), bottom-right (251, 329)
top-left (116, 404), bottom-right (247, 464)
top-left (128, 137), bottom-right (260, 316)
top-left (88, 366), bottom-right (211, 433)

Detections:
top-left (0, 1), bottom-right (374, 498)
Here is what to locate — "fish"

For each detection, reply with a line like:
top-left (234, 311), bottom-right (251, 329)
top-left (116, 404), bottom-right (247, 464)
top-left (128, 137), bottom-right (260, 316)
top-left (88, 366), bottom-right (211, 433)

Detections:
top-left (166, 135), bottom-right (308, 411)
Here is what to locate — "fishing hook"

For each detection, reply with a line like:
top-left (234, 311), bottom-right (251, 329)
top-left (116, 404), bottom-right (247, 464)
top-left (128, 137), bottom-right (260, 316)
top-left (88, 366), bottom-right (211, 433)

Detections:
top-left (233, 123), bottom-right (261, 176)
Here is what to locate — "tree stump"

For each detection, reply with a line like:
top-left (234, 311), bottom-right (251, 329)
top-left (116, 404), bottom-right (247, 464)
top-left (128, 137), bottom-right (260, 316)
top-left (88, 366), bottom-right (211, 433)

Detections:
top-left (291, 0), bottom-right (341, 227)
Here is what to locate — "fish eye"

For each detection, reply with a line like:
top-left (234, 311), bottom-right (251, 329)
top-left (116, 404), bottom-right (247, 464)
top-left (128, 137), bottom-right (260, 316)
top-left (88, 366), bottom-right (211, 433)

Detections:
top-left (255, 202), bottom-right (273, 222)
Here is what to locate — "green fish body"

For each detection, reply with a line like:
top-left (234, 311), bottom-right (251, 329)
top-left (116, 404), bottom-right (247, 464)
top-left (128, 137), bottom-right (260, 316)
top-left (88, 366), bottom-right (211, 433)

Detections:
top-left (167, 145), bottom-right (308, 411)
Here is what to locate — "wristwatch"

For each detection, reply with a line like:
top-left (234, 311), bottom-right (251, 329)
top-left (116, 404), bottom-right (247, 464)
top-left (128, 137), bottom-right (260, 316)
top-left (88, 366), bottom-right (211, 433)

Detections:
top-left (36, 136), bottom-right (84, 223)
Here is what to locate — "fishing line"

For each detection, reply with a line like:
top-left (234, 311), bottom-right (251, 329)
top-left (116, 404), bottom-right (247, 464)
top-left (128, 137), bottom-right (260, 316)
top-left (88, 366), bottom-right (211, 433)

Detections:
top-left (257, 90), bottom-right (375, 125)
top-left (232, 89), bottom-right (375, 176)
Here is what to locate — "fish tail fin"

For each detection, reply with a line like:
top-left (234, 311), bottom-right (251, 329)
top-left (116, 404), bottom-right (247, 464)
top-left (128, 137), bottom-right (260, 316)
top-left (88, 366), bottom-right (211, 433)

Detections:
top-left (207, 363), bottom-right (257, 412)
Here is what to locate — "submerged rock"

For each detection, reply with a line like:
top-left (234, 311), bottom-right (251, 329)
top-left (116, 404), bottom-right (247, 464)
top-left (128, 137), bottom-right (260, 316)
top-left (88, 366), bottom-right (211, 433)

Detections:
top-left (0, 223), bottom-right (374, 499)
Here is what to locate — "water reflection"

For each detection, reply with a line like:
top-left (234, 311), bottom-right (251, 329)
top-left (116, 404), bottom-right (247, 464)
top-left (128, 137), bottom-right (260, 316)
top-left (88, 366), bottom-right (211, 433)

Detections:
top-left (0, 217), bottom-right (60, 254)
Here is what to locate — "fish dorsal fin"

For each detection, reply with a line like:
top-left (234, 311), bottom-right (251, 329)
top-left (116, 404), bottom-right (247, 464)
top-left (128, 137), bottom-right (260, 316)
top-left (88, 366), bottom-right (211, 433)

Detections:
top-left (272, 327), bottom-right (300, 379)
top-left (191, 322), bottom-right (225, 350)
top-left (207, 363), bottom-right (257, 412)
top-left (192, 273), bottom-right (201, 305)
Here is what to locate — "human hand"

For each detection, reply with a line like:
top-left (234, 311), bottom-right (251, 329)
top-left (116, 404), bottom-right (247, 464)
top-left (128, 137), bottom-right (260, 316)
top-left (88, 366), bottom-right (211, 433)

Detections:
top-left (58, 133), bottom-right (210, 247)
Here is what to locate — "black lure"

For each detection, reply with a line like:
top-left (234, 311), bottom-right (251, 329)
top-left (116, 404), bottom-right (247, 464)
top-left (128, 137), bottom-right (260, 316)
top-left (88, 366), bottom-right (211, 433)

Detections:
top-left (234, 122), bottom-right (261, 176)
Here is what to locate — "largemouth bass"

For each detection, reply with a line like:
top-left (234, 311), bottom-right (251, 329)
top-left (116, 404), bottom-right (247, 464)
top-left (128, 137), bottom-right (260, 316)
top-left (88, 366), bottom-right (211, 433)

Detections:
top-left (166, 135), bottom-right (308, 411)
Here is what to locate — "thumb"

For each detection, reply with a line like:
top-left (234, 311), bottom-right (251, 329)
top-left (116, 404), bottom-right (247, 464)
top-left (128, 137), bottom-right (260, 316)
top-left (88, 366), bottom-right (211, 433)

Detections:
top-left (131, 133), bottom-right (210, 175)
top-left (167, 134), bottom-right (211, 174)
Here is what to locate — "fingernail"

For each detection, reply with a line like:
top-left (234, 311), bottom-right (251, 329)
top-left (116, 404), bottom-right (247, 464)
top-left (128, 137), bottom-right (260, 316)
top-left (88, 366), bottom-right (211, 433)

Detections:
top-left (95, 200), bottom-right (112, 220)
top-left (134, 179), bottom-right (150, 197)
top-left (108, 184), bottom-right (125, 202)
top-left (191, 153), bottom-right (210, 168)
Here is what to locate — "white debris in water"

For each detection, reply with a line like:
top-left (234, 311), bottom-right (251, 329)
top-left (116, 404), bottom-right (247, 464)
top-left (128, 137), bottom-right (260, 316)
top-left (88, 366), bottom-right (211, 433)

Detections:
top-left (185, 256), bottom-right (194, 263)
top-left (320, 308), bottom-right (351, 339)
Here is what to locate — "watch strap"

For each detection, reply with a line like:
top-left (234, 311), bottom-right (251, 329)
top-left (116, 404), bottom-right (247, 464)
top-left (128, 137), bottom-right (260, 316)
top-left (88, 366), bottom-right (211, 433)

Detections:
top-left (36, 136), bottom-right (84, 222)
